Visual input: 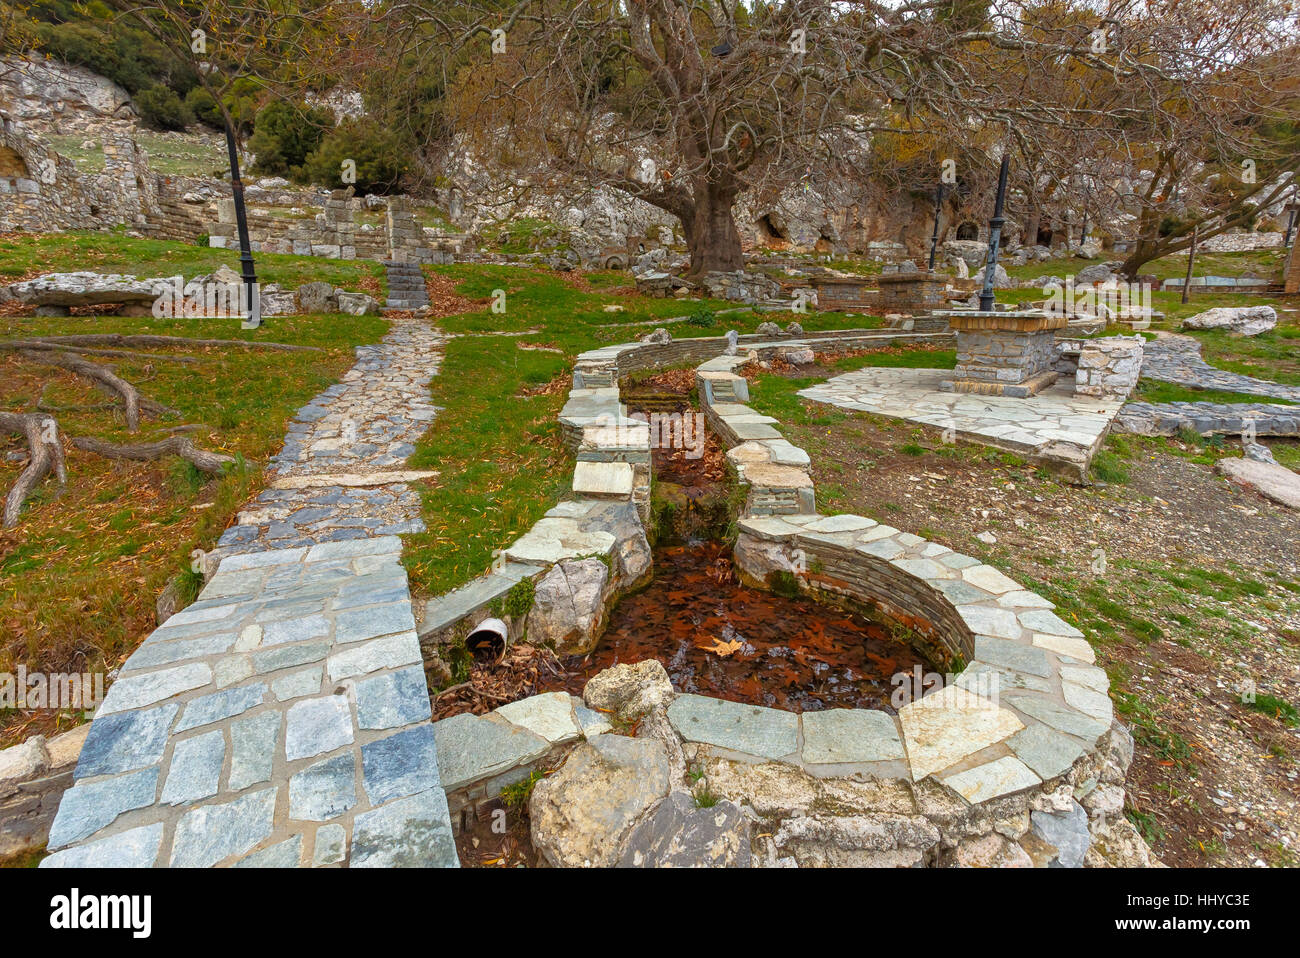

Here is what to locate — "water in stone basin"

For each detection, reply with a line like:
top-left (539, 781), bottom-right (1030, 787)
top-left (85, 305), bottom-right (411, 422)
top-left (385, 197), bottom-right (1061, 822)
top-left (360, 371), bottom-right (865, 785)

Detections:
top-left (541, 539), bottom-right (930, 714)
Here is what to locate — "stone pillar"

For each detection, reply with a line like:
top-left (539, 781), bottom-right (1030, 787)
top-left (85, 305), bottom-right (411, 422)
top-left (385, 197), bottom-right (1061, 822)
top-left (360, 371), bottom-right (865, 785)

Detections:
top-left (1075, 336), bottom-right (1144, 399)
top-left (940, 311), bottom-right (1068, 397)
top-left (876, 271), bottom-right (949, 314)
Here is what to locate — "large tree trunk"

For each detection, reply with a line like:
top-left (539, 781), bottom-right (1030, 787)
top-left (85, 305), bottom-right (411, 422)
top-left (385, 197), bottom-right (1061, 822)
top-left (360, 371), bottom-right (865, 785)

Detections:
top-left (683, 182), bottom-right (744, 278)
top-left (1118, 237), bottom-right (1171, 280)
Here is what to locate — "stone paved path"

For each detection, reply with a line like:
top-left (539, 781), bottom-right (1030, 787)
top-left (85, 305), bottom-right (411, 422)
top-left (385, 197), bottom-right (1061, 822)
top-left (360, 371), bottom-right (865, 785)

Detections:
top-left (1115, 400), bottom-right (1300, 437)
top-left (798, 367), bottom-right (1124, 476)
top-left (215, 317), bottom-right (444, 557)
top-left (43, 317), bottom-right (458, 868)
top-left (1140, 335), bottom-right (1300, 402)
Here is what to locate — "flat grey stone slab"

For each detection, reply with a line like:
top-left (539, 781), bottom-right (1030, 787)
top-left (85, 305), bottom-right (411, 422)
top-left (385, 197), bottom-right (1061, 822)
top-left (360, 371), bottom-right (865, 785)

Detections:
top-left (1006, 693), bottom-right (1109, 742)
top-left (667, 694), bottom-right (799, 759)
top-left (801, 708), bottom-right (905, 764)
top-left (972, 636), bottom-right (1052, 677)
top-left (350, 788), bottom-right (458, 868)
top-left (313, 823), bottom-right (347, 865)
top-left (75, 703), bottom-right (177, 778)
top-left (289, 753), bottom-right (358, 821)
top-left (229, 710), bottom-right (281, 790)
top-left (572, 460), bottom-right (634, 497)
top-left (940, 755), bottom-right (1041, 804)
top-left (161, 730), bottom-right (225, 805)
top-left (419, 565), bottom-right (532, 634)
top-left (284, 694), bottom-right (354, 761)
top-left (98, 662), bottom-right (212, 716)
top-left (361, 725), bottom-right (441, 805)
top-left (175, 683), bottom-right (267, 732)
top-left (494, 692), bottom-right (581, 744)
top-left (232, 835), bottom-right (303, 868)
top-left (40, 823), bottom-right (164, 868)
top-left (48, 767), bottom-right (160, 849)
top-left (170, 787), bottom-right (278, 867)
top-left (355, 666), bottom-right (432, 730)
top-left (433, 713), bottom-right (550, 791)
top-left (1008, 723), bottom-right (1087, 779)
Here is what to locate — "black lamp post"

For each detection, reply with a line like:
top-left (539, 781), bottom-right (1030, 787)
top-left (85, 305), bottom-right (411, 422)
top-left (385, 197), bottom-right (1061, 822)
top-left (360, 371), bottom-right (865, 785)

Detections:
top-left (978, 154), bottom-right (1011, 312)
top-left (927, 183), bottom-right (945, 271)
top-left (223, 119), bottom-right (260, 329)
top-left (1285, 201), bottom-right (1299, 248)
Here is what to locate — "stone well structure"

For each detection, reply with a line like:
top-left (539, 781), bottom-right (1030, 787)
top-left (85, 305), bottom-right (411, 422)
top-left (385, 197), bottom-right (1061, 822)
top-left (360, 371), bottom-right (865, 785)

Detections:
top-left (940, 310), bottom-right (1070, 398)
top-left (877, 270), bottom-right (948, 315)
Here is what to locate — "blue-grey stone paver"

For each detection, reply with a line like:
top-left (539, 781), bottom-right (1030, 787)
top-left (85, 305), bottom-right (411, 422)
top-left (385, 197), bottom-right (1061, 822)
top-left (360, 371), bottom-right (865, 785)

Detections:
top-left (361, 725), bottom-right (440, 805)
top-left (350, 788), bottom-right (458, 868)
top-left (433, 713), bottom-right (550, 791)
top-left (284, 695), bottom-right (354, 761)
top-left (97, 662), bottom-right (212, 716)
top-left (312, 823), bottom-right (347, 865)
top-left (334, 603), bottom-right (416, 643)
top-left (289, 753), bottom-right (358, 821)
top-left (170, 787), bottom-right (278, 867)
top-left (75, 703), bottom-right (177, 778)
top-left (1008, 723), bottom-right (1088, 779)
top-left (233, 835), bottom-right (303, 868)
top-left (39, 823), bottom-right (164, 868)
top-left (667, 694), bottom-right (799, 759)
top-left (326, 631), bottom-right (421, 681)
top-left (229, 710), bottom-right (281, 791)
top-left (973, 635), bottom-right (1052, 677)
top-left (262, 614), bottom-right (331, 646)
top-left (251, 641), bottom-right (330, 675)
top-left (270, 667), bottom-right (322, 702)
top-left (801, 708), bottom-right (905, 764)
top-left (355, 666), bottom-right (432, 729)
top-left (47, 766), bottom-right (160, 849)
top-left (175, 683), bottom-right (267, 732)
top-left (160, 730), bottom-right (225, 805)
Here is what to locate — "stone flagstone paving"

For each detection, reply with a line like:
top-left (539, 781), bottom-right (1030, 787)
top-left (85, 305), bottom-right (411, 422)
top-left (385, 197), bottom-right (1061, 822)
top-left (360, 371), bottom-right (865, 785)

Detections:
top-left (42, 317), bottom-right (457, 868)
top-left (213, 317), bottom-right (445, 558)
top-left (798, 366), bottom-right (1124, 474)
top-left (1139, 335), bottom-right (1300, 402)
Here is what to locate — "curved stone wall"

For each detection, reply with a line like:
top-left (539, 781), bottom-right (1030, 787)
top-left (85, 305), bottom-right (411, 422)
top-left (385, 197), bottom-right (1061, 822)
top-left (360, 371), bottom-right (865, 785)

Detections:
top-left (423, 326), bottom-right (1117, 840)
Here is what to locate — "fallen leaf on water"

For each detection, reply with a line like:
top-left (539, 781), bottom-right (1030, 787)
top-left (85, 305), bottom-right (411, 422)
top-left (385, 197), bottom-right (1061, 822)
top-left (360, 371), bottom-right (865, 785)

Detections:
top-left (704, 637), bottom-right (745, 657)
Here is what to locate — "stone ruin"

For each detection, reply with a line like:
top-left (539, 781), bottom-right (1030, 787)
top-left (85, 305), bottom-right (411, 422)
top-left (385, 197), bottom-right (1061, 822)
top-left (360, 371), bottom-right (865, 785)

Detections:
top-left (208, 189), bottom-right (461, 265)
top-left (0, 114), bottom-right (160, 233)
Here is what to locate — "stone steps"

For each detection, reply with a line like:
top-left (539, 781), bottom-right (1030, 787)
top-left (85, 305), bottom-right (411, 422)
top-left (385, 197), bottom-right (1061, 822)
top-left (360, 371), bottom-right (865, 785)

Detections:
top-left (384, 261), bottom-right (429, 309)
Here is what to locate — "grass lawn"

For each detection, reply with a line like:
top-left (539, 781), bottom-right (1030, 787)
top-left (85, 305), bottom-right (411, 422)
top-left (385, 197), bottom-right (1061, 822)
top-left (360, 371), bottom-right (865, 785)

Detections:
top-left (1003, 248), bottom-right (1289, 285)
top-left (0, 303), bottom-right (386, 747)
top-left (45, 132), bottom-right (228, 178)
top-left (0, 231), bottom-right (385, 292)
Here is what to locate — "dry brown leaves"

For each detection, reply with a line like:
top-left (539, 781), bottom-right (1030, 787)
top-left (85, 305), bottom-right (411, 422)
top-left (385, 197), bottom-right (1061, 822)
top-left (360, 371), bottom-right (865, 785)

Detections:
top-left (424, 271), bottom-right (487, 318)
top-left (432, 643), bottom-right (568, 721)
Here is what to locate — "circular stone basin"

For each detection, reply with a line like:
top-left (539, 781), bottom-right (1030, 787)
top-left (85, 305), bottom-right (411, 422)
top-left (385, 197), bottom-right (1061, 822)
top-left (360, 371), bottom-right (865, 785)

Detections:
top-left (540, 540), bottom-right (932, 712)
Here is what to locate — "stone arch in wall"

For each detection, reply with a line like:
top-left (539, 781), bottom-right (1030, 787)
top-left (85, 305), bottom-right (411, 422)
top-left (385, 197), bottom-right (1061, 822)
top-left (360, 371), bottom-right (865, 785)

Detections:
top-left (955, 221), bottom-right (979, 241)
top-left (0, 144), bottom-right (29, 178)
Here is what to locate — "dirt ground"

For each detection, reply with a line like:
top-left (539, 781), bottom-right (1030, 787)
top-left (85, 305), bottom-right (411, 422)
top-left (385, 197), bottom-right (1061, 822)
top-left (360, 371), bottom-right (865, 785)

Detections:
top-left (778, 404), bottom-right (1300, 868)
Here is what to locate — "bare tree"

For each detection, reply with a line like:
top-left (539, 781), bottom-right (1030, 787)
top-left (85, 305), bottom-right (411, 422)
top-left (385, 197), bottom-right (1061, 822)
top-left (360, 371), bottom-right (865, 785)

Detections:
top-left (362, 0), bottom-right (1296, 276)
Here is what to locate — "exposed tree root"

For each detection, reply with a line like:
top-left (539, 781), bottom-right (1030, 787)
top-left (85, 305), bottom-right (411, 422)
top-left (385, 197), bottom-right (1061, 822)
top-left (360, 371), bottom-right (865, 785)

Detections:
top-left (19, 349), bottom-right (185, 431)
top-left (0, 340), bottom-right (200, 363)
top-left (9, 334), bottom-right (319, 352)
top-left (70, 435), bottom-right (235, 475)
top-left (0, 411), bottom-right (67, 528)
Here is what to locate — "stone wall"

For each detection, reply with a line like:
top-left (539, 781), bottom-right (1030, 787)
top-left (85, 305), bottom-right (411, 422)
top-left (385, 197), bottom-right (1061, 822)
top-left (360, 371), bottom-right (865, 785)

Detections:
top-left (1285, 237), bottom-right (1300, 295)
top-left (1074, 336), bottom-right (1144, 400)
top-left (208, 190), bottom-right (461, 264)
top-left (877, 271), bottom-right (948, 314)
top-left (0, 726), bottom-right (89, 859)
top-left (1198, 230), bottom-right (1284, 253)
top-left (0, 117), bottom-right (163, 233)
